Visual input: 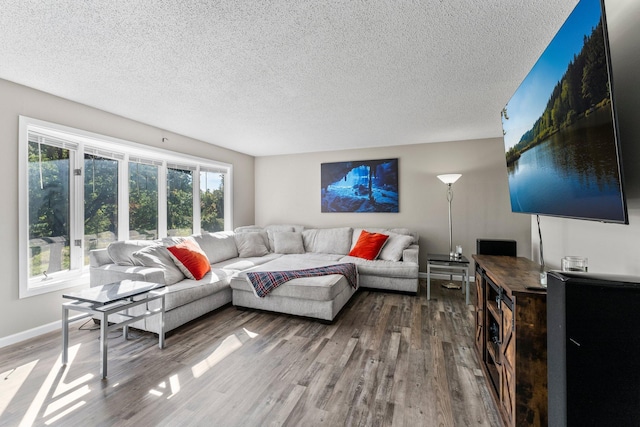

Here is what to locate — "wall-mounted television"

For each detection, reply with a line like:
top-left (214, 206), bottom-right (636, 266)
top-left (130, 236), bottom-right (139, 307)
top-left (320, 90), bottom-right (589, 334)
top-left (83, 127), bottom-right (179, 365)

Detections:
top-left (501, 0), bottom-right (628, 224)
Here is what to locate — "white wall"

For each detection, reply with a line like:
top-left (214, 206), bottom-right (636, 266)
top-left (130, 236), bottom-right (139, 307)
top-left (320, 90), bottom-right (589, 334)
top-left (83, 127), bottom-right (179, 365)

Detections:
top-left (0, 79), bottom-right (255, 341)
top-left (255, 138), bottom-right (531, 270)
top-left (530, 0), bottom-right (640, 275)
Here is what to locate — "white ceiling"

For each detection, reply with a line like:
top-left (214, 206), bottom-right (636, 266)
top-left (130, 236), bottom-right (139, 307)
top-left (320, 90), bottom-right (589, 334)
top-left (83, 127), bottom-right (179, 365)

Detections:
top-left (0, 1), bottom-right (578, 157)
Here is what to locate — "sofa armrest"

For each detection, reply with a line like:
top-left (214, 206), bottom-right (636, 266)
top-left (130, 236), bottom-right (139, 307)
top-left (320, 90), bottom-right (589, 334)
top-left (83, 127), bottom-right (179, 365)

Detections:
top-left (402, 244), bottom-right (419, 264)
top-left (90, 264), bottom-right (165, 287)
top-left (90, 248), bottom-right (113, 267)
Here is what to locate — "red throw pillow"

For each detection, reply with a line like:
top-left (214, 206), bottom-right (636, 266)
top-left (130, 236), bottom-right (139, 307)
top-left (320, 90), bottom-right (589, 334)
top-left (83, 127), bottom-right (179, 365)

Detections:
top-left (348, 230), bottom-right (389, 260)
top-left (167, 240), bottom-right (211, 280)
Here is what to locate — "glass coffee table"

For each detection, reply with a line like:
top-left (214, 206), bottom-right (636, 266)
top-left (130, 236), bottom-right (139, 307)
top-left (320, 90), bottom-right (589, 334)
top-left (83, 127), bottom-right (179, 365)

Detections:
top-left (426, 253), bottom-right (470, 304)
top-left (62, 280), bottom-right (166, 378)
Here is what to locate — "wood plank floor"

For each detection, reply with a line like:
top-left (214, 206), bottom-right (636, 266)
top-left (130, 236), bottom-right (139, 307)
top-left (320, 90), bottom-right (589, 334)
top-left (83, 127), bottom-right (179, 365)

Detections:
top-left (0, 279), bottom-right (501, 426)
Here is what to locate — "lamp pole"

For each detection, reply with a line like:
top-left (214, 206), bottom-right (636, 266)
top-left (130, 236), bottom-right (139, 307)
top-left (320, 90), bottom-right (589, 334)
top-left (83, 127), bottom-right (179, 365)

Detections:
top-left (446, 183), bottom-right (453, 258)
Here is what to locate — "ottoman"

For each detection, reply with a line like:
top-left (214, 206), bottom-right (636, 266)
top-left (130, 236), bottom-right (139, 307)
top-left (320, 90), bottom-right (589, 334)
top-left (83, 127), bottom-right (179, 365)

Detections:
top-left (229, 257), bottom-right (358, 322)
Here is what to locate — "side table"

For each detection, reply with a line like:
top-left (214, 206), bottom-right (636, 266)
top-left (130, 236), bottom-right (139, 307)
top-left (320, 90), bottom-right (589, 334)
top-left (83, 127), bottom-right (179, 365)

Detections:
top-left (427, 253), bottom-right (471, 304)
top-left (62, 280), bottom-right (166, 378)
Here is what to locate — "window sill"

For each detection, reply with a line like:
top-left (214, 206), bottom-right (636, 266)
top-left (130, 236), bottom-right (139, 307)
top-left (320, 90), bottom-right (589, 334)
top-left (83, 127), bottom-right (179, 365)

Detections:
top-left (20, 271), bottom-right (90, 299)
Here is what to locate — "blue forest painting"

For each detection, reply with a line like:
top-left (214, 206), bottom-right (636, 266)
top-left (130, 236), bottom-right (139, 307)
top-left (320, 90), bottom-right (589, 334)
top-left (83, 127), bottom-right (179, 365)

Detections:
top-left (321, 158), bottom-right (399, 213)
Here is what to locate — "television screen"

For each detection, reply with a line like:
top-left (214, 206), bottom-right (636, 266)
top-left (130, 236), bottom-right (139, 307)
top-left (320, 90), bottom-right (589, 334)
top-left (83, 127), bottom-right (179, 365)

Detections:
top-left (501, 0), bottom-right (627, 224)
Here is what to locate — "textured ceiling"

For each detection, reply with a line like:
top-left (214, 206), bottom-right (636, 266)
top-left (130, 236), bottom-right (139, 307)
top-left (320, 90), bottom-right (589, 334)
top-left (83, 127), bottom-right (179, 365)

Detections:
top-left (0, 1), bottom-right (578, 157)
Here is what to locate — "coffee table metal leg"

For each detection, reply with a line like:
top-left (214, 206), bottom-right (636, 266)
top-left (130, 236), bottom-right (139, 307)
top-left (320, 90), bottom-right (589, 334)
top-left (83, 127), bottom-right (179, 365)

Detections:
top-left (159, 295), bottom-right (165, 349)
top-left (100, 311), bottom-right (108, 379)
top-left (62, 305), bottom-right (69, 365)
top-left (465, 268), bottom-right (470, 305)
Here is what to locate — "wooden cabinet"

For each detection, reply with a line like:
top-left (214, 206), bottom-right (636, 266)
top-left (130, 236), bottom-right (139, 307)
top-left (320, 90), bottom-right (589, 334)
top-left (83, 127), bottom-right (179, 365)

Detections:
top-left (473, 255), bottom-right (547, 427)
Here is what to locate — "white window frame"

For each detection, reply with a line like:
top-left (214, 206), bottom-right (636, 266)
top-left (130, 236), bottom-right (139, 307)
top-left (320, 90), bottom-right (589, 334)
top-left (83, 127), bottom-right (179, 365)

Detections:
top-left (19, 116), bottom-right (233, 298)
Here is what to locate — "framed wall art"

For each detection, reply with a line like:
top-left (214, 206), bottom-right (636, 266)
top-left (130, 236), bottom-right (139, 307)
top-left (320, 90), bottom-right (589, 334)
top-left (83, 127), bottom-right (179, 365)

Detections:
top-left (321, 158), bottom-right (398, 213)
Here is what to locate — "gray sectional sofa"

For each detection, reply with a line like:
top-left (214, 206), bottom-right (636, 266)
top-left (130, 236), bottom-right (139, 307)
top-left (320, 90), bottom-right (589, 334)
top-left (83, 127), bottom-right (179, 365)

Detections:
top-left (89, 225), bottom-right (419, 331)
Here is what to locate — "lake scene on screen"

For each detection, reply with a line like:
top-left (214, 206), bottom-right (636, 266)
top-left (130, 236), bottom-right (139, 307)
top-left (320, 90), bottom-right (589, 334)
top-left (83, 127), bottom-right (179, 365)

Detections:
top-left (501, 0), bottom-right (625, 222)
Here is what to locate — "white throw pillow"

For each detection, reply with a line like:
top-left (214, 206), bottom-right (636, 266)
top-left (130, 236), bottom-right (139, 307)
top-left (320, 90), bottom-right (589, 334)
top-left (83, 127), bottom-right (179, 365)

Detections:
top-left (273, 231), bottom-right (305, 254)
top-left (234, 232), bottom-right (270, 258)
top-left (131, 245), bottom-right (186, 285)
top-left (378, 233), bottom-right (414, 262)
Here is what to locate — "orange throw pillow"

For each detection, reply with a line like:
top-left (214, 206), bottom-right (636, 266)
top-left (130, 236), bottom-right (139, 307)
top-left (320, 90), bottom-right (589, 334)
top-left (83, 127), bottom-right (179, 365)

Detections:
top-left (167, 240), bottom-right (211, 280)
top-left (348, 230), bottom-right (389, 260)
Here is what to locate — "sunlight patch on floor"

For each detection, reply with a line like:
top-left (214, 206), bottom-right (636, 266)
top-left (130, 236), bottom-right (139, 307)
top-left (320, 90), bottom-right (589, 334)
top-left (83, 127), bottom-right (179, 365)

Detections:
top-left (17, 344), bottom-right (94, 427)
top-left (243, 328), bottom-right (258, 338)
top-left (0, 359), bottom-right (38, 418)
top-left (167, 374), bottom-right (181, 399)
top-left (191, 328), bottom-right (259, 379)
top-left (149, 374), bottom-right (181, 399)
top-left (44, 401), bottom-right (86, 426)
top-left (192, 334), bottom-right (243, 378)
top-left (44, 385), bottom-right (90, 417)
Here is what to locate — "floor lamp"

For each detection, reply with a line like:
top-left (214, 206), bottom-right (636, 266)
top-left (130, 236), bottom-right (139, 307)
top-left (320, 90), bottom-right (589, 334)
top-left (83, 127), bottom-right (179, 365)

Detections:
top-left (437, 173), bottom-right (462, 288)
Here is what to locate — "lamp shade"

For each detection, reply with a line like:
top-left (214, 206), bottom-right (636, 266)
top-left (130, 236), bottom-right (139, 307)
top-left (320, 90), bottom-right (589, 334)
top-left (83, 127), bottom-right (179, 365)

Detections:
top-left (437, 173), bottom-right (462, 184)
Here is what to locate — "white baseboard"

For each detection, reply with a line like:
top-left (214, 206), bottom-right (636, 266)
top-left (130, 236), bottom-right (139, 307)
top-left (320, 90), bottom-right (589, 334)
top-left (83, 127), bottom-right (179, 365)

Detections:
top-left (0, 314), bottom-right (87, 349)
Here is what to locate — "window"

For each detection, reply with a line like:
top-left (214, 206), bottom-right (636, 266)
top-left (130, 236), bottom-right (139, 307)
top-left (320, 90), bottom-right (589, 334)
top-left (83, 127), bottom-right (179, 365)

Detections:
top-left (200, 167), bottom-right (225, 232)
top-left (167, 165), bottom-right (194, 237)
top-left (129, 159), bottom-right (160, 240)
top-left (27, 136), bottom-right (73, 281)
top-left (84, 151), bottom-right (120, 264)
top-left (19, 117), bottom-right (232, 298)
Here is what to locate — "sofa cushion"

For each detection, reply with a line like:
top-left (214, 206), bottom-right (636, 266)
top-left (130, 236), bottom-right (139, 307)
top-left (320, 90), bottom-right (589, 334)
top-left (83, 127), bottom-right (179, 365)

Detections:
top-left (302, 227), bottom-right (353, 255)
top-left (131, 245), bottom-right (186, 285)
top-left (348, 230), bottom-right (389, 260)
top-left (273, 231), bottom-right (305, 254)
top-left (265, 224), bottom-right (305, 233)
top-left (160, 268), bottom-right (234, 311)
top-left (212, 253), bottom-right (282, 271)
top-left (167, 239), bottom-right (211, 280)
top-left (280, 253), bottom-right (344, 262)
top-left (193, 231), bottom-right (238, 264)
top-left (234, 225), bottom-right (264, 233)
top-left (107, 240), bottom-right (157, 266)
top-left (340, 255), bottom-right (419, 278)
top-left (378, 233), bottom-right (414, 262)
top-left (235, 232), bottom-right (270, 257)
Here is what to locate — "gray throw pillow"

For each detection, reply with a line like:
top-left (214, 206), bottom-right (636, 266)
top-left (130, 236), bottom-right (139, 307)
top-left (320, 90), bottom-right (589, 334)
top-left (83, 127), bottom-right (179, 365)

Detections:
top-left (273, 231), bottom-right (305, 254)
top-left (162, 236), bottom-right (192, 246)
top-left (131, 245), bottom-right (186, 285)
top-left (265, 225), bottom-right (295, 251)
top-left (107, 240), bottom-right (157, 266)
top-left (193, 231), bottom-right (239, 264)
top-left (234, 232), bottom-right (269, 258)
top-left (302, 227), bottom-right (353, 255)
top-left (378, 233), bottom-right (414, 262)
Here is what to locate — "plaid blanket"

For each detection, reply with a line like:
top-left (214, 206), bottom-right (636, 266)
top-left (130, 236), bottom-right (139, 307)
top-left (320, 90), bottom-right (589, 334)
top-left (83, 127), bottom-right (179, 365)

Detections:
top-left (246, 263), bottom-right (358, 298)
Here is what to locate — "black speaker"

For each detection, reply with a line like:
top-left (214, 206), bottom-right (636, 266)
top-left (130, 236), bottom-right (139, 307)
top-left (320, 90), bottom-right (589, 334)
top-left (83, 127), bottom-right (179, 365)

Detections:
top-left (475, 239), bottom-right (517, 256)
top-left (547, 271), bottom-right (640, 426)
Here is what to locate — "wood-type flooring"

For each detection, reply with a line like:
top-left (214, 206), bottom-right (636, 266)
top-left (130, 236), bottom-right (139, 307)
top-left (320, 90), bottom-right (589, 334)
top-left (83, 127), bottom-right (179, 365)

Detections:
top-left (0, 279), bottom-right (501, 426)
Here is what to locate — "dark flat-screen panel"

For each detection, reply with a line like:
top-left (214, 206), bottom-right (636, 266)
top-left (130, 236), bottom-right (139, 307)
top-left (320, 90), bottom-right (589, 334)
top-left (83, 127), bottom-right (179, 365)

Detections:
top-left (476, 239), bottom-right (517, 257)
top-left (501, 0), bottom-right (627, 224)
top-left (547, 272), bottom-right (640, 426)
